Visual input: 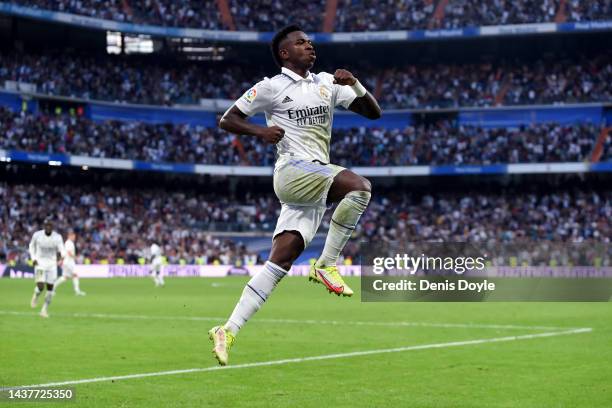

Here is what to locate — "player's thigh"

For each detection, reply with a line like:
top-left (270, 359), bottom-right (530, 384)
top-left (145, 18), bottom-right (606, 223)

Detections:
top-left (34, 267), bottom-right (45, 283)
top-left (273, 159), bottom-right (344, 206)
top-left (273, 203), bottom-right (326, 251)
top-left (40, 266), bottom-right (58, 285)
top-left (62, 264), bottom-right (75, 279)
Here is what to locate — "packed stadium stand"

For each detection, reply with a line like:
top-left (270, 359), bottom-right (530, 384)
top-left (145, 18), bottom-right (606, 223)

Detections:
top-left (10, 0), bottom-right (612, 30)
top-left (2, 171), bottom-right (610, 265)
top-left (1, 51), bottom-right (610, 108)
top-left (0, 107), bottom-right (602, 166)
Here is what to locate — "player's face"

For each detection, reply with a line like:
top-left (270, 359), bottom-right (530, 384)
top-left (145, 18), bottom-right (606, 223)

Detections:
top-left (44, 222), bottom-right (52, 235)
top-left (69, 232), bottom-right (76, 241)
top-left (281, 31), bottom-right (316, 69)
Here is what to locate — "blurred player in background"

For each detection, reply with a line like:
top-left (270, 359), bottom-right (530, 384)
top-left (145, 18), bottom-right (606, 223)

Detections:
top-left (149, 242), bottom-right (165, 287)
top-left (29, 218), bottom-right (64, 318)
top-left (209, 24), bottom-right (381, 365)
top-left (54, 231), bottom-right (86, 296)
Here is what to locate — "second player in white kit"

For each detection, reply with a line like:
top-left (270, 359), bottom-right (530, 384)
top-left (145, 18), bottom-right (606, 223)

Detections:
top-left (54, 231), bottom-right (86, 296)
top-left (149, 243), bottom-right (165, 287)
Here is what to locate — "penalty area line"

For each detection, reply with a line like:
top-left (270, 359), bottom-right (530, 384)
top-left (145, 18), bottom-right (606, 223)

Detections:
top-left (3, 327), bottom-right (592, 390)
top-left (0, 310), bottom-right (584, 331)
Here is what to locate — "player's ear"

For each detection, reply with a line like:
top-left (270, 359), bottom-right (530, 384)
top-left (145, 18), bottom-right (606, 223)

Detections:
top-left (279, 48), bottom-right (289, 61)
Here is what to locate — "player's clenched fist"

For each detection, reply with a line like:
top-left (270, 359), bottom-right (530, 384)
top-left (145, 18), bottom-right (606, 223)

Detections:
top-left (258, 125), bottom-right (285, 144)
top-left (333, 69), bottom-right (357, 86)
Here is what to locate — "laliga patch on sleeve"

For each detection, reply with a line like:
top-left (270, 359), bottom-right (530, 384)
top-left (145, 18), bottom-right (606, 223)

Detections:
top-left (243, 88), bottom-right (257, 103)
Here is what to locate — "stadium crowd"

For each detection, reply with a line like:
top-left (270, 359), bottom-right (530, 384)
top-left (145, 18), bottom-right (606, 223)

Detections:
top-left (0, 108), bottom-right (600, 166)
top-left (0, 53), bottom-right (265, 105)
top-left (2, 52), bottom-right (609, 108)
top-left (1, 182), bottom-right (609, 265)
top-left (378, 55), bottom-right (612, 109)
top-left (331, 122), bottom-right (599, 166)
top-left (229, 0), bottom-right (325, 32)
top-left (1, 183), bottom-right (276, 265)
top-left (12, 0), bottom-right (612, 30)
top-left (14, 0), bottom-right (225, 29)
top-left (334, 0), bottom-right (435, 32)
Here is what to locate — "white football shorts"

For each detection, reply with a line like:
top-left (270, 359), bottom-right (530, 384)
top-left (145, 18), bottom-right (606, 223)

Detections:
top-left (272, 157), bottom-right (345, 248)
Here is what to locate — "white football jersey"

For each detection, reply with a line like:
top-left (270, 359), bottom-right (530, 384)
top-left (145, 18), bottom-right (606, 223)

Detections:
top-left (232, 67), bottom-right (357, 164)
top-left (64, 239), bottom-right (76, 266)
top-left (150, 244), bottom-right (161, 257)
top-left (29, 230), bottom-right (64, 268)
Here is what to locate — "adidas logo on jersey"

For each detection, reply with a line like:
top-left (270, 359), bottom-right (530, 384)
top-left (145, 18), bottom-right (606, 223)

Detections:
top-left (282, 96), bottom-right (293, 103)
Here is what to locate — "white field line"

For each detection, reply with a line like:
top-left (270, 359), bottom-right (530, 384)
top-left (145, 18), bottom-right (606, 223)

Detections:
top-left (2, 328), bottom-right (592, 391)
top-left (0, 310), bottom-right (584, 331)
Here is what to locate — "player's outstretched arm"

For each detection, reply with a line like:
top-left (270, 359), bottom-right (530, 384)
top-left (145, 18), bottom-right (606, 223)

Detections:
top-left (219, 106), bottom-right (285, 144)
top-left (334, 69), bottom-right (382, 120)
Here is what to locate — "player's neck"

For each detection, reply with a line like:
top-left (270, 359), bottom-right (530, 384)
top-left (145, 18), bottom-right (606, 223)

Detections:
top-left (283, 64), bottom-right (309, 79)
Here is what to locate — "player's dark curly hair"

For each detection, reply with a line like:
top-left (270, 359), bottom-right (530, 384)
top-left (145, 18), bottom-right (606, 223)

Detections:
top-left (271, 24), bottom-right (303, 67)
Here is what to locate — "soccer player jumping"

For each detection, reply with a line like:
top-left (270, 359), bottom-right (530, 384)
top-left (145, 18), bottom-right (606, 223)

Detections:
top-left (209, 25), bottom-right (382, 365)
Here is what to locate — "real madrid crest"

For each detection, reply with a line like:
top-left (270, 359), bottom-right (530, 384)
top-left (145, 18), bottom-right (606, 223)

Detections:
top-left (319, 85), bottom-right (330, 101)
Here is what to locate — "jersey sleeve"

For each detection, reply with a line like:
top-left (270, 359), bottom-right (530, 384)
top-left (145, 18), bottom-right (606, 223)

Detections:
top-left (334, 82), bottom-right (358, 109)
top-left (233, 78), bottom-right (274, 117)
top-left (29, 233), bottom-right (38, 261)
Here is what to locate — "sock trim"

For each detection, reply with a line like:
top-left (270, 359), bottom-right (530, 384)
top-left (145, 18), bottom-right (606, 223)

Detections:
top-left (265, 261), bottom-right (288, 278)
top-left (331, 218), bottom-right (356, 230)
top-left (246, 284), bottom-right (267, 302)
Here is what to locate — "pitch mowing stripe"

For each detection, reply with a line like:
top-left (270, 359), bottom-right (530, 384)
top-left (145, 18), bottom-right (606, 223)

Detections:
top-left (0, 310), bottom-right (582, 331)
top-left (2, 328), bottom-right (592, 390)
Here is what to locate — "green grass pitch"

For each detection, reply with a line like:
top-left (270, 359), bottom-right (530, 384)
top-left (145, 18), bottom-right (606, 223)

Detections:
top-left (1, 277), bottom-right (611, 407)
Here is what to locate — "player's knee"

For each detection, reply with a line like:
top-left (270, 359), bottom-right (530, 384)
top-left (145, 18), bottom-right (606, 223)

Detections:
top-left (360, 177), bottom-right (372, 193)
top-left (269, 231), bottom-right (304, 271)
top-left (350, 176), bottom-right (371, 194)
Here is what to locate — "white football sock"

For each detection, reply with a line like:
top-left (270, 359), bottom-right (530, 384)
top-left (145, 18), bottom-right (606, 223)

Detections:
top-left (224, 261), bottom-right (287, 335)
top-left (72, 277), bottom-right (81, 293)
top-left (317, 190), bottom-right (371, 267)
top-left (31, 286), bottom-right (42, 307)
top-left (42, 290), bottom-right (55, 311)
